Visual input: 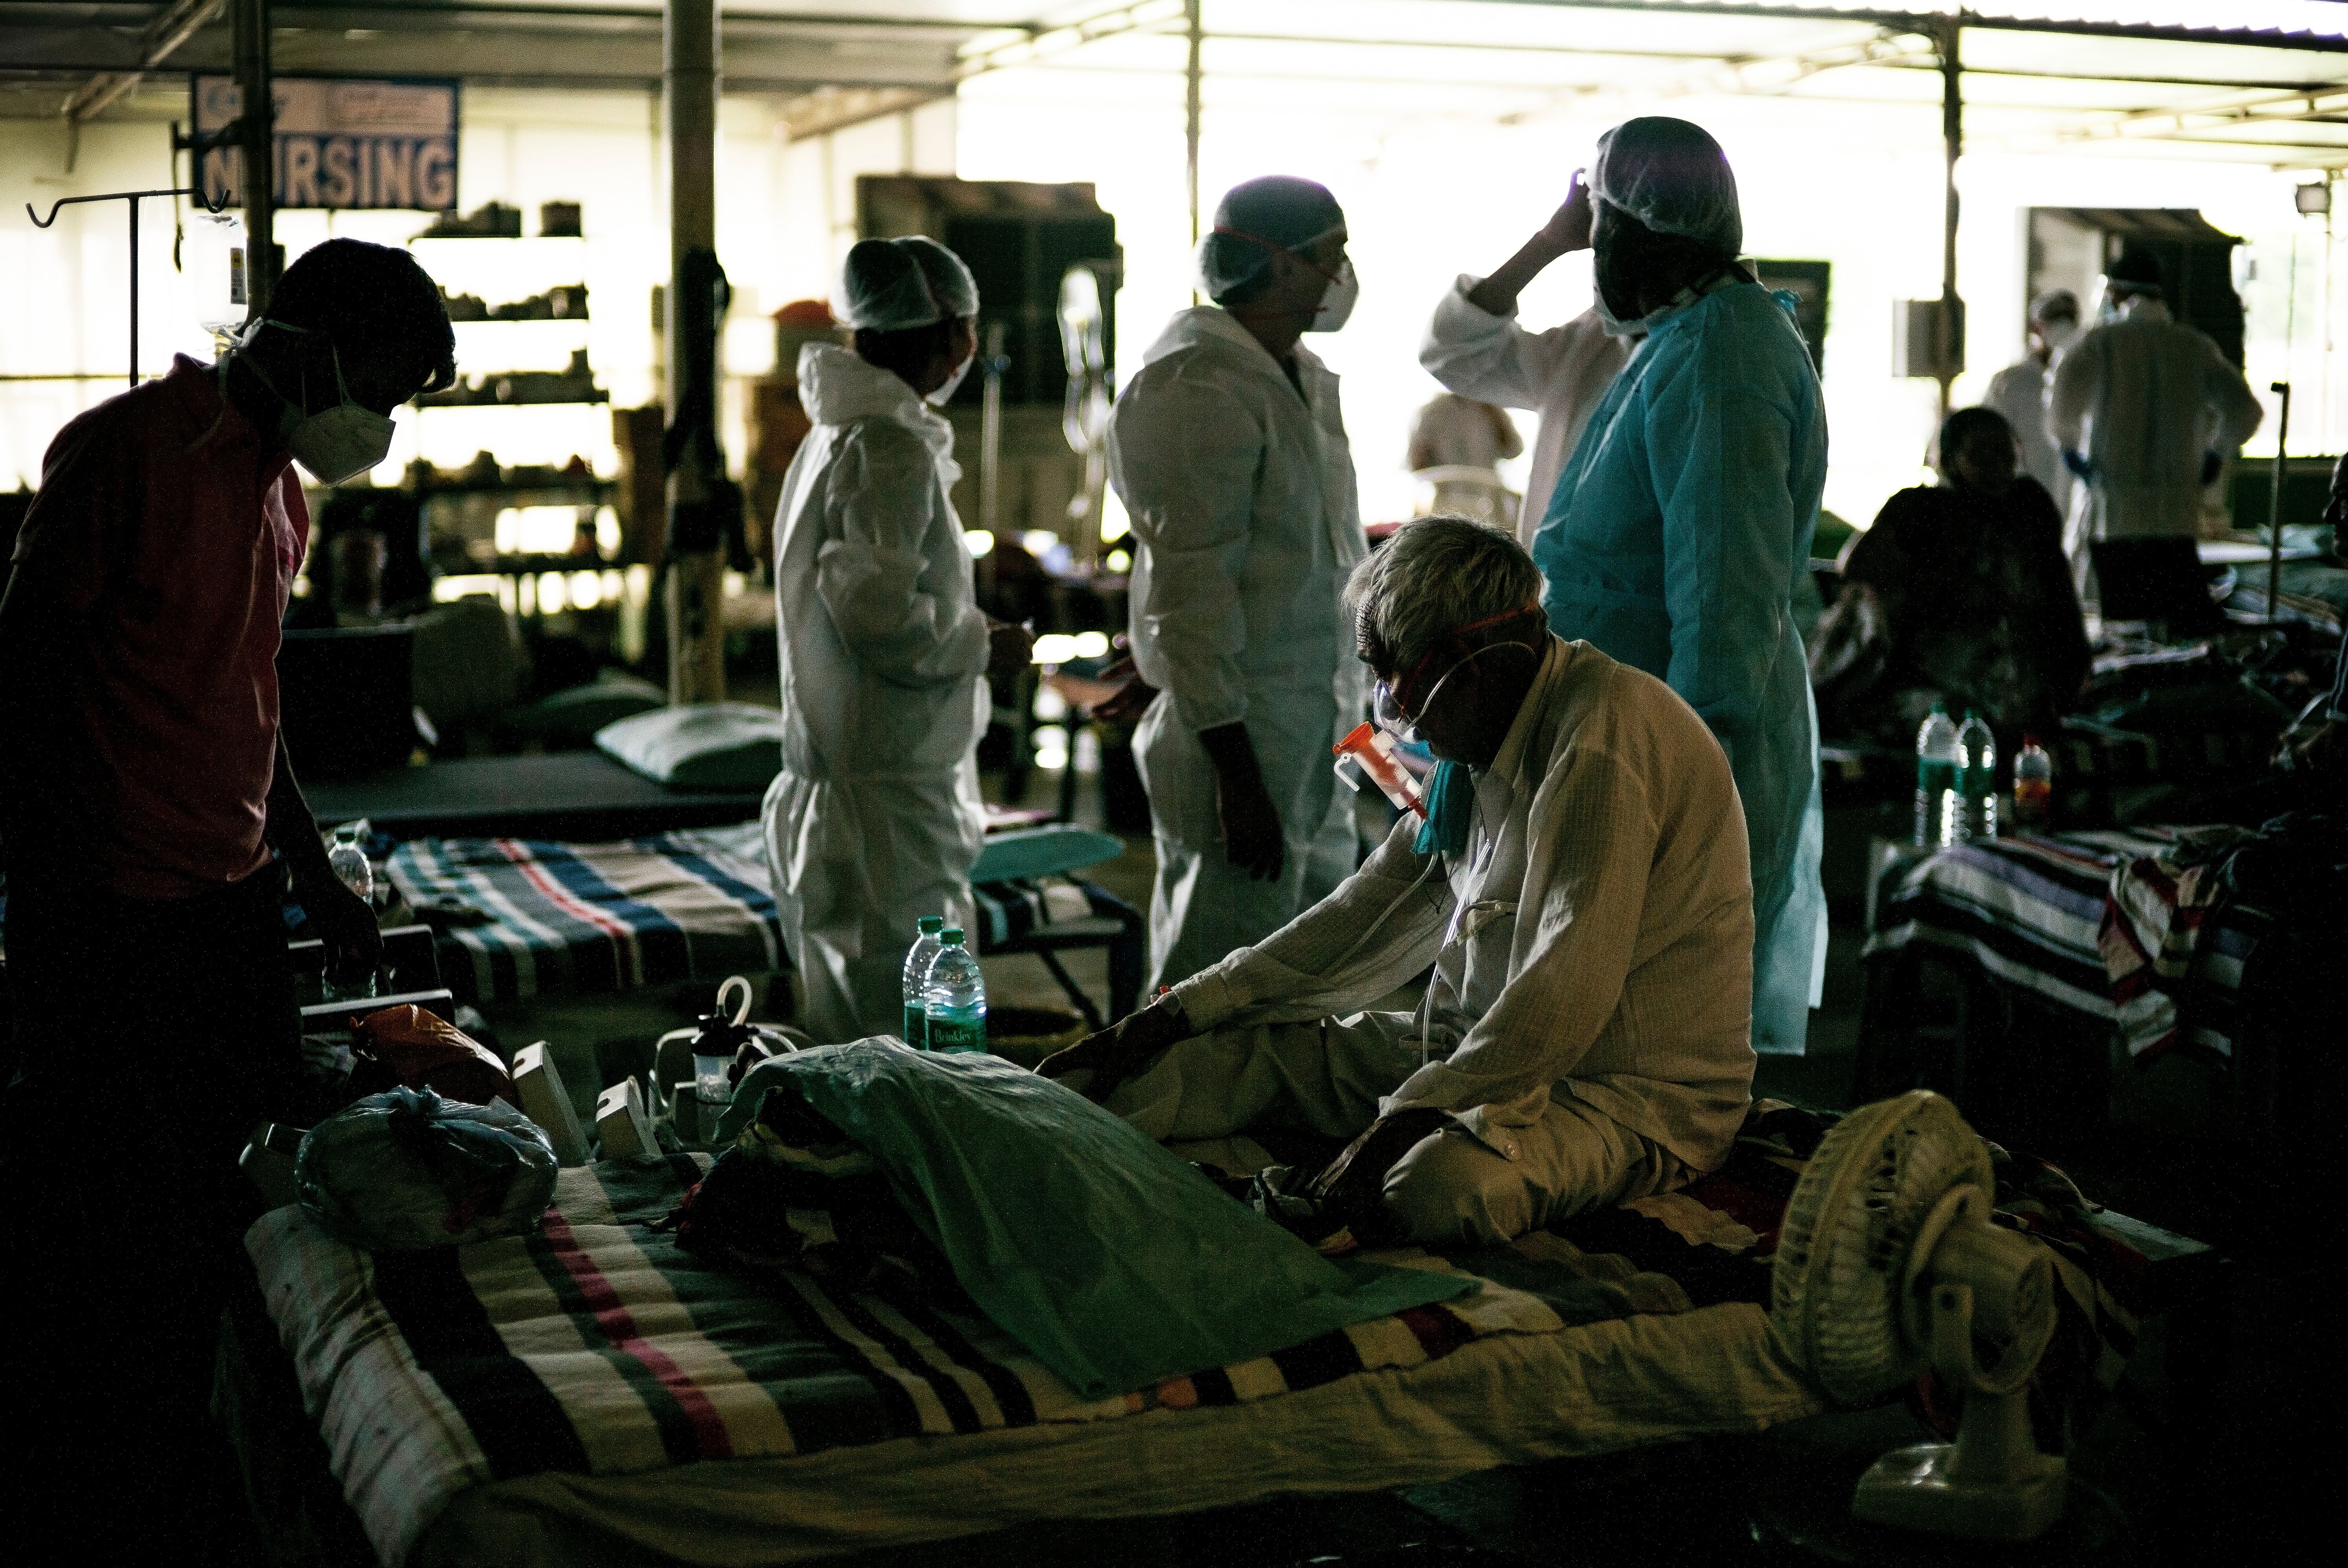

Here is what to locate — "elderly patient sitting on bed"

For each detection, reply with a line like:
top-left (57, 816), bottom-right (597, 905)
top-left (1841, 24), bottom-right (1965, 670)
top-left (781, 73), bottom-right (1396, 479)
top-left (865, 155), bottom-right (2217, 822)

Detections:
top-left (1040, 517), bottom-right (1756, 1245)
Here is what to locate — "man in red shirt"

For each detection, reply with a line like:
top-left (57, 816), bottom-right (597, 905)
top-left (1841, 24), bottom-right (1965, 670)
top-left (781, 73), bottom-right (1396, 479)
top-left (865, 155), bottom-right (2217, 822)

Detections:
top-left (0, 238), bottom-right (453, 1556)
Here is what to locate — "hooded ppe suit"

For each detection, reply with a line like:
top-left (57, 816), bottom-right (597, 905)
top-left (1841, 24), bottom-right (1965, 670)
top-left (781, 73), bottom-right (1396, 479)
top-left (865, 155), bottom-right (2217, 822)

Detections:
top-left (1532, 281), bottom-right (1828, 1056)
top-left (1109, 306), bottom-right (1369, 992)
top-left (2047, 295), bottom-right (2263, 564)
top-left (763, 342), bottom-right (990, 1042)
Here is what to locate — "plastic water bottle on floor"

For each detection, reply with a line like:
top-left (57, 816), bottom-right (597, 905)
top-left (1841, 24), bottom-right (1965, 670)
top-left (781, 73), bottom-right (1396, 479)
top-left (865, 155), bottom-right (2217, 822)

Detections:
top-left (1915, 701), bottom-right (1965, 848)
top-left (922, 928), bottom-right (987, 1054)
top-left (1958, 710), bottom-right (1998, 840)
top-left (2013, 735), bottom-right (2054, 835)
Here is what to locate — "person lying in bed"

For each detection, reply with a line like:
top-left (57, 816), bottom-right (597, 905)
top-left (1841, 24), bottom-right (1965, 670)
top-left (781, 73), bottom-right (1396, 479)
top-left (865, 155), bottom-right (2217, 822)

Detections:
top-left (1041, 517), bottom-right (1756, 1244)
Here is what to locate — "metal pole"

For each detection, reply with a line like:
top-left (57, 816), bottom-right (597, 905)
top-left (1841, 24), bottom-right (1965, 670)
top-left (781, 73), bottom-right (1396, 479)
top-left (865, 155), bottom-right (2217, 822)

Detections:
top-left (128, 194), bottom-right (139, 385)
top-left (1936, 18), bottom-right (1961, 421)
top-left (1185, 0), bottom-right (1203, 251)
top-left (664, 0), bottom-right (725, 705)
top-left (2266, 381), bottom-right (2291, 621)
top-left (231, 0), bottom-right (273, 314)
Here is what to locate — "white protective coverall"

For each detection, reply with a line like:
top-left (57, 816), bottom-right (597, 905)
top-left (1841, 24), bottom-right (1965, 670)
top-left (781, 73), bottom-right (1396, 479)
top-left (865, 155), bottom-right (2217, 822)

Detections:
top-left (2048, 295), bottom-right (2263, 561)
top-left (1105, 636), bottom-right (1757, 1244)
top-left (1420, 284), bottom-right (1633, 549)
top-left (763, 343), bottom-right (991, 1042)
top-left (1108, 305), bottom-right (1369, 993)
top-left (1984, 354), bottom-right (2069, 510)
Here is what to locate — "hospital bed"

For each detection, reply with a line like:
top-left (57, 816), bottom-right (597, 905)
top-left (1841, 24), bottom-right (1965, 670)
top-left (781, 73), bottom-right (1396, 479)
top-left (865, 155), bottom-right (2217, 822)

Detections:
top-left (302, 753), bottom-right (767, 843)
top-left (374, 821), bottom-right (1144, 1028)
top-left (218, 1096), bottom-right (2154, 1568)
top-left (1854, 826), bottom-right (2340, 1150)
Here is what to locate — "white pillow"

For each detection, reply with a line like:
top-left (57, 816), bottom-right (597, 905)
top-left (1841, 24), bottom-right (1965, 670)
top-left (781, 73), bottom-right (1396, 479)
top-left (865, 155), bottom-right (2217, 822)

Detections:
top-left (595, 703), bottom-right (784, 790)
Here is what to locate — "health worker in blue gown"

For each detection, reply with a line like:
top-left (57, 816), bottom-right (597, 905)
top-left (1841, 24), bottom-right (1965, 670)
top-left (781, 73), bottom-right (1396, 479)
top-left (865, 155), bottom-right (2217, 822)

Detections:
top-left (1530, 117), bottom-right (1827, 1055)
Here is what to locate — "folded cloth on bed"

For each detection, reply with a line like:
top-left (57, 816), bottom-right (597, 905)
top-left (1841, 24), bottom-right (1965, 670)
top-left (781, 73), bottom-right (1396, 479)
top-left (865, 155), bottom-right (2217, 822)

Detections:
top-left (703, 1042), bottom-right (1475, 1401)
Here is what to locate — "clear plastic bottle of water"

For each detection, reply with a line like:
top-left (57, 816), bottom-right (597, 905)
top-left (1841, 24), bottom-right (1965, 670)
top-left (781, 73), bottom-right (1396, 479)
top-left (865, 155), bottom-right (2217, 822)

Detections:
top-left (901, 915), bottom-right (945, 1047)
top-left (323, 825), bottom-right (378, 1001)
top-left (2013, 735), bottom-right (2054, 834)
top-left (922, 927), bottom-right (987, 1054)
top-left (1915, 701), bottom-right (1965, 848)
top-left (327, 824), bottom-right (374, 906)
top-left (1958, 710), bottom-right (1998, 840)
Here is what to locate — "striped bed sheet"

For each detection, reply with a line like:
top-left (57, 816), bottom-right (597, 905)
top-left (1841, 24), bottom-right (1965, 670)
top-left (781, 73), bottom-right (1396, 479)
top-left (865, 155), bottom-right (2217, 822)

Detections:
top-left (245, 1102), bottom-right (2141, 1568)
top-left (1863, 828), bottom-right (2269, 1061)
top-left (385, 825), bottom-right (1126, 1005)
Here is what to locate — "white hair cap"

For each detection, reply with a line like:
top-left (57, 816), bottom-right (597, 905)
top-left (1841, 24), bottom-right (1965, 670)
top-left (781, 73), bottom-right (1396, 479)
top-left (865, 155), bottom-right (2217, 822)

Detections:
top-left (1589, 117), bottom-right (1743, 257)
top-left (835, 236), bottom-right (979, 332)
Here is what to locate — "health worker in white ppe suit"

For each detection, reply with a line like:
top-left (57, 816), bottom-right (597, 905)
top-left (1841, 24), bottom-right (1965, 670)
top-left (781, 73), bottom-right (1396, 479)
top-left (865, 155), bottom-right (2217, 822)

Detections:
top-left (1105, 175), bottom-right (1370, 993)
top-left (1983, 289), bottom-right (2082, 512)
top-left (764, 237), bottom-right (1033, 1042)
top-left (1420, 169), bottom-right (1634, 548)
top-left (1530, 117), bottom-right (1828, 1057)
top-left (2049, 244), bottom-right (2264, 590)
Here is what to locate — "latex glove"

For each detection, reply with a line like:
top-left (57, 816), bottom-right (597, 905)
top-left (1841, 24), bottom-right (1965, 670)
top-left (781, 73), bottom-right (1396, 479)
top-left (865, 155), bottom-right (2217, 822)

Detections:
top-left (986, 619), bottom-right (1035, 682)
top-left (1085, 654), bottom-right (1159, 724)
top-left (1534, 169), bottom-right (1595, 256)
top-left (1036, 994), bottom-right (1191, 1103)
top-left (295, 867), bottom-right (383, 995)
top-left (2062, 449), bottom-right (2093, 482)
top-left (1214, 763), bottom-right (1286, 881)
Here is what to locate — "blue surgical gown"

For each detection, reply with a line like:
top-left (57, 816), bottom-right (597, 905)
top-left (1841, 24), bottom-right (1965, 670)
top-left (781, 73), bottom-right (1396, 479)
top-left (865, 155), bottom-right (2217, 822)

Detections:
top-left (1531, 283), bottom-right (1827, 1055)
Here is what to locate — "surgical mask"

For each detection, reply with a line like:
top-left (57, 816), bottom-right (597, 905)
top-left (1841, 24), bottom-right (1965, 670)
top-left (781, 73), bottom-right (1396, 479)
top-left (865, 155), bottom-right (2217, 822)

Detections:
top-left (2040, 319), bottom-right (2081, 358)
top-left (1306, 258), bottom-right (1358, 333)
top-left (925, 350), bottom-right (974, 407)
top-left (239, 320), bottom-right (397, 485)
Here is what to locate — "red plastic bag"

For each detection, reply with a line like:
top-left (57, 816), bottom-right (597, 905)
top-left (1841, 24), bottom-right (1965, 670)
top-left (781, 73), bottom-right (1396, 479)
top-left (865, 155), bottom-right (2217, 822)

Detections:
top-left (352, 1005), bottom-right (513, 1108)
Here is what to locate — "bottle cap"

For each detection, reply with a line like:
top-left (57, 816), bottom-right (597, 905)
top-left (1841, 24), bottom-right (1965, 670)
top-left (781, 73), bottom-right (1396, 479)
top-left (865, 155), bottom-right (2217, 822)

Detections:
top-left (2022, 732), bottom-right (2040, 747)
top-left (918, 915), bottom-right (943, 934)
top-left (941, 927), bottom-right (964, 945)
top-left (1929, 698), bottom-right (1947, 713)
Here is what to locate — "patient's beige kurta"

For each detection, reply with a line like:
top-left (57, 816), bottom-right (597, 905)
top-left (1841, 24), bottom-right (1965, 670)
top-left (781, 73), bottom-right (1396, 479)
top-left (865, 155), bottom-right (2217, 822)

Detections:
top-left (1108, 636), bottom-right (1758, 1242)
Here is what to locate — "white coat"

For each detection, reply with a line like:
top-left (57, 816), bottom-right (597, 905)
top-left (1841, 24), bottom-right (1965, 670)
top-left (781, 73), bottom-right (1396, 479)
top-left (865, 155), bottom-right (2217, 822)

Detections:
top-left (1983, 354), bottom-right (2069, 512)
top-left (2047, 297), bottom-right (2263, 557)
top-left (763, 343), bottom-right (991, 1043)
top-left (1108, 306), bottom-right (1369, 993)
top-left (1419, 280), bottom-right (1633, 550)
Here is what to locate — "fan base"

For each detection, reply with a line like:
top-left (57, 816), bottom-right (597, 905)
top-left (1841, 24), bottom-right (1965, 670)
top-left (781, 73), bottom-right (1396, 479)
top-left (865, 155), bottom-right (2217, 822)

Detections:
top-left (1853, 1442), bottom-right (2067, 1541)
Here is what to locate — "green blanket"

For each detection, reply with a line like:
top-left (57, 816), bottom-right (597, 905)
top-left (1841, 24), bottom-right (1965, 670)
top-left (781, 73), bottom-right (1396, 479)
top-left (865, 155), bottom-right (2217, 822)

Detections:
top-left (716, 1041), bottom-right (1474, 1399)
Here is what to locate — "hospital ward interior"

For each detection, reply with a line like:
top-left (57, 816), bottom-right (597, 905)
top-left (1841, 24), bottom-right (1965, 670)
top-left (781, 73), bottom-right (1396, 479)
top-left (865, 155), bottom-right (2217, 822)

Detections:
top-left (5, 2), bottom-right (2346, 1564)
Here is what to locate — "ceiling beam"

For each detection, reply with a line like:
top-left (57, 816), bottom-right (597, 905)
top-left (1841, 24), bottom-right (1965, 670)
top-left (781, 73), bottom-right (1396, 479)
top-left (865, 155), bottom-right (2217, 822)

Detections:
top-left (58, 0), bottom-right (223, 124)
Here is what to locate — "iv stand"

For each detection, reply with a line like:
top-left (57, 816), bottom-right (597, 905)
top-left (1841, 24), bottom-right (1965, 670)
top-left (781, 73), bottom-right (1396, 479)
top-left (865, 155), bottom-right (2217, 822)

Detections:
top-left (28, 184), bottom-right (230, 388)
top-left (2265, 381), bottom-right (2292, 622)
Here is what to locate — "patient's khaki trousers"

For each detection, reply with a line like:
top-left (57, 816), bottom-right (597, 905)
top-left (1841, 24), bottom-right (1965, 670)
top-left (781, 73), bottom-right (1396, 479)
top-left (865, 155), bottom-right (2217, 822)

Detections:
top-left (1102, 1011), bottom-right (1688, 1245)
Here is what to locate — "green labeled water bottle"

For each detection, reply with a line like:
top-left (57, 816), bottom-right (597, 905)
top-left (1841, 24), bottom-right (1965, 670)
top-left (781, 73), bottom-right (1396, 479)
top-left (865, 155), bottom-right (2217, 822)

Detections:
top-left (901, 915), bottom-right (944, 1046)
top-left (922, 927), bottom-right (988, 1054)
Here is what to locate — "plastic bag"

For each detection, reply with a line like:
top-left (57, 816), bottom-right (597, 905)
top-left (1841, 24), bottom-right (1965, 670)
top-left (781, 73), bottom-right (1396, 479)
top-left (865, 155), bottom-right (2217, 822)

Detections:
top-left (350, 1004), bottom-right (514, 1106)
top-left (295, 1086), bottom-right (558, 1251)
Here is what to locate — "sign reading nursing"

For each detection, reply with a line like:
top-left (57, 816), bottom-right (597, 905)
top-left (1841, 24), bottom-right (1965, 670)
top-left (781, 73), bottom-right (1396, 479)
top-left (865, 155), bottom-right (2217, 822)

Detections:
top-left (193, 75), bottom-right (460, 212)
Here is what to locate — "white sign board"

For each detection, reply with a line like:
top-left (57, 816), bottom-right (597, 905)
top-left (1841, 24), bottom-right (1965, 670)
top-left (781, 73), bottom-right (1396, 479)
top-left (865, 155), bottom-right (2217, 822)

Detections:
top-left (194, 75), bottom-right (459, 211)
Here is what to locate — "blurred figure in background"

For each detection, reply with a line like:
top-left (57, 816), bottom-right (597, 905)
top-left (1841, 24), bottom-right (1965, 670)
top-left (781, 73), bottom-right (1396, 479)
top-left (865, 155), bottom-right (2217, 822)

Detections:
top-left (1811, 407), bottom-right (2089, 751)
top-left (1983, 289), bottom-right (2081, 512)
top-left (1420, 169), bottom-right (1633, 550)
top-left (1106, 176), bottom-right (1370, 994)
top-left (765, 238), bottom-right (1031, 1042)
top-left (1528, 117), bottom-right (1827, 1057)
top-left (1406, 390), bottom-right (1523, 529)
top-left (2050, 244), bottom-right (2263, 597)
